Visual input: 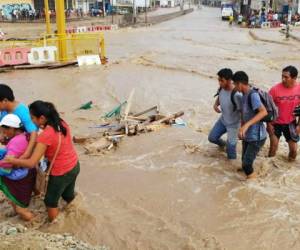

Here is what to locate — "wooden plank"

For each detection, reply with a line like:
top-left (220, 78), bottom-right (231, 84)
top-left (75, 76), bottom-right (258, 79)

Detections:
top-left (48, 61), bottom-right (77, 69)
top-left (123, 89), bottom-right (135, 135)
top-left (127, 116), bottom-right (147, 122)
top-left (153, 111), bottom-right (184, 124)
top-left (14, 64), bottom-right (54, 69)
top-left (133, 106), bottom-right (158, 117)
top-left (124, 88), bottom-right (135, 121)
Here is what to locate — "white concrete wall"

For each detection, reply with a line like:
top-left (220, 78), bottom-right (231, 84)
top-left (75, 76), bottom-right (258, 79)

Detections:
top-left (112, 0), bottom-right (150, 7)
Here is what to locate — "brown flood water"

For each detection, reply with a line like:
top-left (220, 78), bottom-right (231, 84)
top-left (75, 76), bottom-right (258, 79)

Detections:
top-left (1, 7), bottom-right (300, 250)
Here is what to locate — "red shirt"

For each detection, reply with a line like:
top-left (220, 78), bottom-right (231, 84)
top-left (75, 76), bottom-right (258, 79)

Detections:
top-left (269, 82), bottom-right (300, 124)
top-left (37, 121), bottom-right (78, 176)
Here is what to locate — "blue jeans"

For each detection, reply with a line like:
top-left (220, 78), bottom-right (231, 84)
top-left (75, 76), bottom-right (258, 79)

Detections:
top-left (208, 119), bottom-right (238, 160)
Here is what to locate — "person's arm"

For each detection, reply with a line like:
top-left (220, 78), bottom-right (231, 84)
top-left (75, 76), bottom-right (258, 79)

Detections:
top-left (213, 97), bottom-right (221, 113)
top-left (234, 93), bottom-right (243, 126)
top-left (16, 104), bottom-right (38, 159)
top-left (267, 87), bottom-right (276, 135)
top-left (20, 131), bottom-right (37, 159)
top-left (0, 159), bottom-right (13, 168)
top-left (4, 142), bottom-right (47, 168)
top-left (239, 106), bottom-right (267, 139)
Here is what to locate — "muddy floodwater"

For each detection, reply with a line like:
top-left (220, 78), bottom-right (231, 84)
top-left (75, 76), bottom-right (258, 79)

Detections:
top-left (1, 6), bottom-right (300, 250)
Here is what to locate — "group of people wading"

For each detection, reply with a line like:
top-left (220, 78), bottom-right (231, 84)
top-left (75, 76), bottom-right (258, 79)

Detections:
top-left (209, 66), bottom-right (300, 179)
top-left (0, 84), bottom-right (80, 221)
top-left (0, 66), bottom-right (298, 222)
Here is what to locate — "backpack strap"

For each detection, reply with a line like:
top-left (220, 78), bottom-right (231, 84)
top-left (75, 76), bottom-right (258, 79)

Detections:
top-left (247, 88), bottom-right (257, 111)
top-left (214, 87), bottom-right (222, 98)
top-left (230, 90), bottom-right (238, 112)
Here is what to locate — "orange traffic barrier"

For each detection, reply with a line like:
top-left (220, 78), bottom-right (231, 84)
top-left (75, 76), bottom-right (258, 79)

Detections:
top-left (65, 25), bottom-right (117, 34)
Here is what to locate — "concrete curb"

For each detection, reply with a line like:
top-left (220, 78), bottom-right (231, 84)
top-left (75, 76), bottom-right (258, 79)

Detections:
top-left (121, 8), bottom-right (194, 28)
top-left (248, 30), bottom-right (289, 45)
top-left (279, 30), bottom-right (300, 42)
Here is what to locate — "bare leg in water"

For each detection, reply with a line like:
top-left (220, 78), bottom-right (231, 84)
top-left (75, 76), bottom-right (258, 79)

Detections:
top-left (47, 207), bottom-right (59, 222)
top-left (9, 201), bottom-right (34, 221)
top-left (288, 140), bottom-right (298, 161)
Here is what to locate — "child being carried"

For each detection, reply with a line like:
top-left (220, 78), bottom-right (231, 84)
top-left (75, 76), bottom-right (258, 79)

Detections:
top-left (0, 114), bottom-right (29, 180)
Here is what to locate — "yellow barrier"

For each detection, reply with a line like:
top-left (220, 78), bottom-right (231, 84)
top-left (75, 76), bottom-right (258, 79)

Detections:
top-left (0, 32), bottom-right (106, 63)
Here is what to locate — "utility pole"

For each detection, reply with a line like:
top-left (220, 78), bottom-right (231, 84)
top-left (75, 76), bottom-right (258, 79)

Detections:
top-left (286, 7), bottom-right (291, 39)
top-left (145, 0), bottom-right (148, 23)
top-left (133, 0), bottom-right (137, 23)
top-left (111, 0), bottom-right (114, 24)
top-left (103, 0), bottom-right (106, 17)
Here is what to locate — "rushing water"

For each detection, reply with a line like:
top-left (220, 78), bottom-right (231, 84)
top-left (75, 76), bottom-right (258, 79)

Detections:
top-left (1, 6), bottom-right (300, 250)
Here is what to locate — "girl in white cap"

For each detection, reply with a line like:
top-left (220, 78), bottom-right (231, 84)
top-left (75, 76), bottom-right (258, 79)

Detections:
top-left (0, 114), bottom-right (35, 221)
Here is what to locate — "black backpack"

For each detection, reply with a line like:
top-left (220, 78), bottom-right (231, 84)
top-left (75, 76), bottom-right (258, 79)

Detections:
top-left (214, 87), bottom-right (238, 112)
top-left (248, 87), bottom-right (278, 122)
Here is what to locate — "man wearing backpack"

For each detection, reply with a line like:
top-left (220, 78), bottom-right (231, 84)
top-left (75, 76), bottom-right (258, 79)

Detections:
top-left (208, 68), bottom-right (242, 160)
top-left (232, 71), bottom-right (268, 179)
top-left (268, 66), bottom-right (300, 161)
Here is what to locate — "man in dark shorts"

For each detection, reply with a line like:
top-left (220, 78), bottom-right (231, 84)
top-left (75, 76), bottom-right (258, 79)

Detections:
top-left (268, 66), bottom-right (300, 161)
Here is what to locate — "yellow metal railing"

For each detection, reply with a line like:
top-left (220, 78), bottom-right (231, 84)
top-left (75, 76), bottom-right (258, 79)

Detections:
top-left (0, 32), bottom-right (106, 63)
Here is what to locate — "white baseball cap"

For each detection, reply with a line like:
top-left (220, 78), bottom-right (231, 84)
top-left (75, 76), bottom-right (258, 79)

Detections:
top-left (0, 114), bottom-right (22, 128)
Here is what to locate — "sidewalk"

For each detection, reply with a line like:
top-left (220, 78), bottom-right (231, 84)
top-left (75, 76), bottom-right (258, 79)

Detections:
top-left (289, 27), bottom-right (300, 41)
top-left (249, 28), bottom-right (290, 45)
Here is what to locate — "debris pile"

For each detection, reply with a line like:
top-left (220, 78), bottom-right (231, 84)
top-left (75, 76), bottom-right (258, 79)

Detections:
top-left (73, 90), bottom-right (185, 155)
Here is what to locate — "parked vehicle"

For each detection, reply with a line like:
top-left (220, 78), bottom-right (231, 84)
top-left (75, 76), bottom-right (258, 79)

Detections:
top-left (221, 7), bottom-right (233, 20)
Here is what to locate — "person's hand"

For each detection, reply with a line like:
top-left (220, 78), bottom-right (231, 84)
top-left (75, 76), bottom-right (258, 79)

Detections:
top-left (266, 123), bottom-right (275, 135)
top-left (239, 124), bottom-right (249, 140)
top-left (213, 104), bottom-right (221, 113)
top-left (3, 155), bottom-right (16, 164)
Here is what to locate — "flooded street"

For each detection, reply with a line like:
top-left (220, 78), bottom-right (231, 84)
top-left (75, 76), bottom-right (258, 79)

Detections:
top-left (2, 6), bottom-right (300, 250)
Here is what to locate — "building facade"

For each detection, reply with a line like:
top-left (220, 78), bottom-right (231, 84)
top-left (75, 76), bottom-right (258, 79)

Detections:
top-left (0, 0), bottom-right (34, 20)
top-left (33, 0), bottom-right (73, 10)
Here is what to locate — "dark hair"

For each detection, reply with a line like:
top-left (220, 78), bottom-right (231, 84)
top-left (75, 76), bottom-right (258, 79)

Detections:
top-left (1, 124), bottom-right (25, 132)
top-left (283, 65), bottom-right (298, 78)
top-left (29, 101), bottom-right (67, 136)
top-left (232, 71), bottom-right (249, 85)
top-left (0, 84), bottom-right (15, 102)
top-left (217, 68), bottom-right (233, 80)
